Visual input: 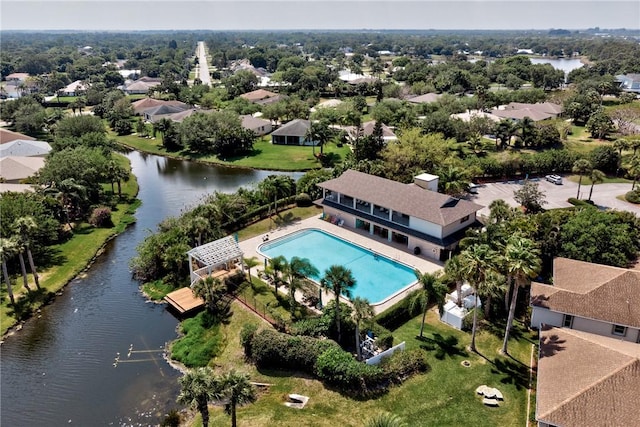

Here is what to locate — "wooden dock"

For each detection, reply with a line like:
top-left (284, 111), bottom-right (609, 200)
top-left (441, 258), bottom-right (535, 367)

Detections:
top-left (164, 287), bottom-right (205, 315)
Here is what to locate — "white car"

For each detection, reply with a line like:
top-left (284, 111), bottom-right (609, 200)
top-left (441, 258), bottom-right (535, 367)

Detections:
top-left (545, 175), bottom-right (563, 185)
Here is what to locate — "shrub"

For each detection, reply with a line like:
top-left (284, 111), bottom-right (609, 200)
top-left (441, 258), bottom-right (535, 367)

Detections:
top-left (249, 329), bottom-right (339, 372)
top-left (462, 308), bottom-right (484, 332)
top-left (171, 312), bottom-right (224, 367)
top-left (380, 349), bottom-right (429, 384)
top-left (292, 316), bottom-right (331, 337)
top-left (375, 298), bottom-right (412, 330)
top-left (567, 197), bottom-right (595, 207)
top-left (240, 323), bottom-right (258, 357)
top-left (365, 322), bottom-right (394, 350)
top-left (589, 145), bottom-right (620, 174)
top-left (295, 192), bottom-right (313, 207)
top-left (315, 347), bottom-right (385, 392)
top-left (625, 190), bottom-right (640, 204)
top-left (89, 206), bottom-right (113, 227)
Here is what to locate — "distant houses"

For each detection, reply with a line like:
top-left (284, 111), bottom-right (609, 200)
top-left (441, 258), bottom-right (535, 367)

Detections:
top-left (0, 129), bottom-right (51, 184)
top-left (490, 102), bottom-right (563, 122)
top-left (240, 89), bottom-right (286, 105)
top-left (271, 119), bottom-right (312, 145)
top-left (121, 76), bottom-right (163, 95)
top-left (616, 73), bottom-right (640, 94)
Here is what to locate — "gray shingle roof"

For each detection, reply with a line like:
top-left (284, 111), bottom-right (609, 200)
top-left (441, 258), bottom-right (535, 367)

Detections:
top-left (271, 119), bottom-right (310, 137)
top-left (318, 170), bottom-right (482, 226)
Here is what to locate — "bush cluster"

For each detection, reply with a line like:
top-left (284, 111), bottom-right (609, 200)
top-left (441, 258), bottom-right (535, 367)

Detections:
top-left (567, 198), bottom-right (595, 207)
top-left (88, 206), bottom-right (113, 227)
top-left (375, 298), bottom-right (412, 330)
top-left (294, 192), bottom-right (313, 207)
top-left (625, 190), bottom-right (640, 204)
top-left (244, 328), bottom-right (428, 396)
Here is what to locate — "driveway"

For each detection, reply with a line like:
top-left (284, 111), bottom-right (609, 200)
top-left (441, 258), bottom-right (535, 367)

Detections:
top-left (468, 177), bottom-right (640, 218)
top-left (196, 41), bottom-right (212, 86)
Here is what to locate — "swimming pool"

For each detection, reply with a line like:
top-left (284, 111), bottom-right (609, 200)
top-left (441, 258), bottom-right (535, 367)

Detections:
top-left (258, 229), bottom-right (417, 304)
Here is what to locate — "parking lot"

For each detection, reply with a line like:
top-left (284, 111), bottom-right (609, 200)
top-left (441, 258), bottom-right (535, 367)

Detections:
top-left (467, 177), bottom-right (640, 218)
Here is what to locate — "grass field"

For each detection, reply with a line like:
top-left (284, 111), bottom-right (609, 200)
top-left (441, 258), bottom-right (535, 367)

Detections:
top-left (236, 205), bottom-right (323, 241)
top-left (183, 306), bottom-right (534, 427)
top-left (113, 131), bottom-right (351, 171)
top-left (0, 155), bottom-right (139, 335)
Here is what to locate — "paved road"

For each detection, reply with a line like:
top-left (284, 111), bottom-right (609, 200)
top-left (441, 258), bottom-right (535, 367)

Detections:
top-left (468, 177), bottom-right (640, 218)
top-left (196, 41), bottom-right (212, 86)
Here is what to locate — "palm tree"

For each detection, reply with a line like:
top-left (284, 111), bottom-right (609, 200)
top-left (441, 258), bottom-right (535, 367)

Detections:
top-left (365, 412), bottom-right (407, 427)
top-left (266, 255), bottom-right (286, 294)
top-left (187, 216), bottom-right (209, 247)
top-left (613, 138), bottom-right (630, 157)
top-left (438, 164), bottom-right (470, 197)
top-left (572, 159), bottom-right (592, 199)
top-left (14, 238), bottom-right (32, 293)
top-left (177, 367), bottom-right (221, 427)
top-left (501, 236), bottom-right (541, 355)
top-left (409, 270), bottom-right (446, 339)
top-left (219, 370), bottom-right (257, 427)
top-left (627, 156), bottom-right (640, 191)
top-left (587, 169), bottom-right (606, 201)
top-left (320, 265), bottom-right (356, 342)
top-left (477, 269), bottom-right (506, 320)
top-left (305, 119), bottom-right (333, 156)
top-left (0, 237), bottom-right (17, 305)
top-left (459, 244), bottom-right (498, 353)
top-left (12, 216), bottom-right (41, 290)
top-left (192, 277), bottom-right (227, 314)
top-left (243, 256), bottom-right (260, 283)
top-left (352, 297), bottom-right (374, 360)
top-left (444, 255), bottom-right (465, 306)
top-left (488, 199), bottom-right (512, 224)
top-left (284, 257), bottom-right (319, 315)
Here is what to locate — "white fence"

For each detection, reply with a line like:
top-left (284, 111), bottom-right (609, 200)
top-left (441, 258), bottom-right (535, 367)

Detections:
top-left (365, 341), bottom-right (406, 365)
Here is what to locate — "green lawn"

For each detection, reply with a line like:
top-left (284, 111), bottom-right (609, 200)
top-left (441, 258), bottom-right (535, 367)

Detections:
top-left (0, 155), bottom-right (139, 335)
top-left (565, 174), bottom-right (632, 185)
top-left (113, 131), bottom-right (351, 171)
top-left (236, 205), bottom-right (323, 241)
top-left (185, 307), bottom-right (534, 427)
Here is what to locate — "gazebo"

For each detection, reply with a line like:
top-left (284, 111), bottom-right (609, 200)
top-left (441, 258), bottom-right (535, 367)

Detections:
top-left (187, 235), bottom-right (245, 287)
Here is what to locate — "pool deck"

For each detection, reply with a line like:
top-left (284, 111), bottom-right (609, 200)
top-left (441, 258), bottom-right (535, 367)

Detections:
top-left (238, 214), bottom-right (444, 314)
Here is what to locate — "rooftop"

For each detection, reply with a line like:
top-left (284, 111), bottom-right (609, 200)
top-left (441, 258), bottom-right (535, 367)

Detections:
top-left (187, 235), bottom-right (244, 269)
top-left (0, 128), bottom-right (36, 144)
top-left (318, 170), bottom-right (482, 226)
top-left (531, 258), bottom-right (640, 328)
top-left (271, 119), bottom-right (310, 137)
top-left (537, 326), bottom-right (640, 427)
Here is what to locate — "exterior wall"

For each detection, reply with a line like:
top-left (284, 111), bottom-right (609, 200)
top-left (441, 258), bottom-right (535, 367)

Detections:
top-left (441, 212), bottom-right (476, 238)
top-left (531, 307), bottom-right (564, 329)
top-left (322, 206), bottom-right (355, 228)
top-left (408, 216), bottom-right (442, 238)
top-left (531, 307), bottom-right (640, 343)
top-left (408, 236), bottom-right (441, 260)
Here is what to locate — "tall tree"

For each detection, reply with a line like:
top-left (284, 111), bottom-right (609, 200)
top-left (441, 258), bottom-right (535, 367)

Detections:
top-left (572, 159), bottom-right (593, 199)
top-left (192, 277), bottom-right (227, 314)
top-left (408, 270), bottom-right (446, 338)
top-left (243, 256), bottom-right (260, 283)
top-left (459, 244), bottom-right (498, 353)
top-left (444, 255), bottom-right (465, 306)
top-left (352, 297), bottom-right (374, 361)
top-left (177, 367), bottom-right (221, 427)
top-left (501, 236), bottom-right (541, 355)
top-left (320, 265), bottom-right (356, 342)
top-left (587, 169), bottom-right (606, 201)
top-left (13, 216), bottom-right (41, 290)
top-left (0, 237), bottom-right (17, 305)
top-left (284, 257), bottom-right (319, 315)
top-left (219, 370), bottom-right (257, 427)
top-left (266, 255), bottom-right (287, 294)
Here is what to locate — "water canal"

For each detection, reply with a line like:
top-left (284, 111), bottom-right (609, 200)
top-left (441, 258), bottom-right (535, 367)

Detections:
top-left (0, 151), bottom-right (301, 426)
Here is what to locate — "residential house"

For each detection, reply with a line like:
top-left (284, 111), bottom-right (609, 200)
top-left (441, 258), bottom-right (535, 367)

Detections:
top-left (0, 138), bottom-right (51, 157)
top-left (338, 120), bottom-right (397, 142)
top-left (406, 93), bottom-right (442, 104)
top-left (491, 102), bottom-right (563, 122)
top-left (536, 327), bottom-right (640, 427)
top-left (240, 115), bottom-right (272, 136)
top-left (0, 156), bottom-right (46, 183)
top-left (240, 89), bottom-right (285, 105)
top-left (60, 80), bottom-right (89, 96)
top-left (531, 257), bottom-right (640, 343)
top-left (616, 73), bottom-right (640, 93)
top-left (271, 119), bottom-right (312, 145)
top-left (0, 128), bottom-right (35, 144)
top-left (316, 170), bottom-right (483, 260)
top-left (5, 73), bottom-right (30, 82)
top-left (531, 257), bottom-right (640, 427)
top-left (143, 104), bottom-right (191, 123)
top-left (122, 77), bottom-right (162, 95)
top-left (131, 98), bottom-right (189, 116)
top-left (451, 110), bottom-right (501, 123)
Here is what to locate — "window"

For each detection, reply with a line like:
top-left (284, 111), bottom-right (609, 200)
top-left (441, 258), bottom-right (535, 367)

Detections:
top-left (460, 215), bottom-right (470, 224)
top-left (563, 314), bottom-right (573, 328)
top-left (612, 324), bottom-right (627, 337)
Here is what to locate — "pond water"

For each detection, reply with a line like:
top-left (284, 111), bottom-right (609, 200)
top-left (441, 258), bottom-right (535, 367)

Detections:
top-left (529, 57), bottom-right (584, 74)
top-left (0, 151), bottom-right (301, 427)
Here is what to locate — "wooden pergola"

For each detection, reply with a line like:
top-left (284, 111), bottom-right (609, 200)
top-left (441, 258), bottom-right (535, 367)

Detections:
top-left (186, 235), bottom-right (245, 286)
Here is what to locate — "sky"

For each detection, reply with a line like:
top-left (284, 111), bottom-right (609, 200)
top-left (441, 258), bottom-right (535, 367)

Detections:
top-left (1, 0), bottom-right (639, 31)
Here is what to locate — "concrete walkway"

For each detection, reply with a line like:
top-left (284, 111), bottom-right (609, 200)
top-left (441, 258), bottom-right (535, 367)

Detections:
top-left (238, 215), bottom-right (444, 314)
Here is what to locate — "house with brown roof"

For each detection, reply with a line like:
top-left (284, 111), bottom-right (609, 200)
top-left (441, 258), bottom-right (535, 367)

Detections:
top-left (491, 102), bottom-right (563, 122)
top-left (131, 98), bottom-right (189, 116)
top-left (0, 156), bottom-right (46, 183)
top-left (271, 119), bottom-right (312, 145)
top-left (316, 170), bottom-right (483, 260)
top-left (531, 258), bottom-right (640, 343)
top-left (240, 115), bottom-right (272, 136)
top-left (536, 327), bottom-right (640, 427)
top-left (406, 93), bottom-right (442, 104)
top-left (0, 128), bottom-right (35, 144)
top-left (240, 89), bottom-right (285, 105)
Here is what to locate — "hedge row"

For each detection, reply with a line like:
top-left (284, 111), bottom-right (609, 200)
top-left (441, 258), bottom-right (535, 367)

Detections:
top-left (242, 326), bottom-right (428, 395)
top-left (374, 297), bottom-right (413, 331)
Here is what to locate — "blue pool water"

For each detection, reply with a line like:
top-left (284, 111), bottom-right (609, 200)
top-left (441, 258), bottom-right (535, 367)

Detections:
top-left (259, 229), bottom-right (416, 304)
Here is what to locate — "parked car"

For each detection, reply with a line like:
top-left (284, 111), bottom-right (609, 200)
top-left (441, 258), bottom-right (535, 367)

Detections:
top-left (545, 174), bottom-right (563, 185)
